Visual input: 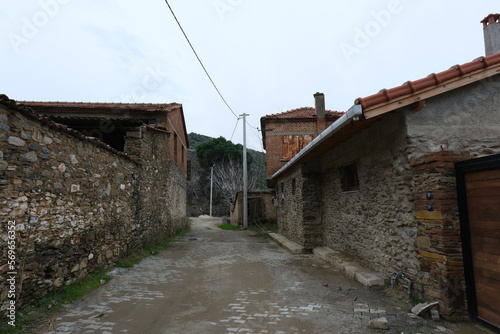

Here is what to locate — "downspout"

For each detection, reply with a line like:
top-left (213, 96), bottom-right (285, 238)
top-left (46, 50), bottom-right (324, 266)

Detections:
top-left (272, 104), bottom-right (363, 179)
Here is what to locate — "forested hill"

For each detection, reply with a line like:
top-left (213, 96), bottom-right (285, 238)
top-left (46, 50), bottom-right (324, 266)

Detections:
top-left (186, 132), bottom-right (267, 216)
top-left (187, 132), bottom-right (266, 181)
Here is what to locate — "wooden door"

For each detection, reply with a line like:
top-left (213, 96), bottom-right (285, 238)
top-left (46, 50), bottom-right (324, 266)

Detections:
top-left (457, 154), bottom-right (500, 331)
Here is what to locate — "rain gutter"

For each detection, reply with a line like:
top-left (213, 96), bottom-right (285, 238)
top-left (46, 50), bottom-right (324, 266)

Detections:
top-left (271, 104), bottom-right (363, 179)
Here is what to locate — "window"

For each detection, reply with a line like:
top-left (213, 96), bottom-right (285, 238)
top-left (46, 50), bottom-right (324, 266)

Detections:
top-left (340, 163), bottom-right (359, 192)
top-left (291, 178), bottom-right (296, 195)
top-left (282, 135), bottom-right (313, 160)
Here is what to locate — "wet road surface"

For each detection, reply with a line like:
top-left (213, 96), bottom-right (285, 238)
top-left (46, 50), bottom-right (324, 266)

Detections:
top-left (40, 216), bottom-right (493, 334)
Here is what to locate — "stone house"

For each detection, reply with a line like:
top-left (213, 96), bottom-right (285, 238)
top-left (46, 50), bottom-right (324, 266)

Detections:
top-left (267, 15), bottom-right (500, 327)
top-left (0, 96), bottom-right (189, 311)
top-left (21, 101), bottom-right (189, 174)
top-left (260, 93), bottom-right (343, 186)
top-left (229, 190), bottom-right (276, 226)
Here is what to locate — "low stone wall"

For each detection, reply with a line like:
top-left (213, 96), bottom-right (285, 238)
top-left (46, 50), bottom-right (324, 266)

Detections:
top-left (0, 100), bottom-right (187, 312)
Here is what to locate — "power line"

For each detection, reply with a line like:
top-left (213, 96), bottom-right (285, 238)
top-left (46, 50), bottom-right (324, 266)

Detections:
top-left (163, 0), bottom-right (238, 119)
top-left (229, 117), bottom-right (240, 142)
top-left (246, 119), bottom-right (265, 152)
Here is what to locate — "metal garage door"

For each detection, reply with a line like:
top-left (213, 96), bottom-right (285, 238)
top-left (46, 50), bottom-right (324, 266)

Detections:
top-left (456, 154), bottom-right (500, 331)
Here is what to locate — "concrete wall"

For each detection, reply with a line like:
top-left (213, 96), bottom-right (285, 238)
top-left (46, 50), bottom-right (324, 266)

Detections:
top-left (230, 192), bottom-right (277, 226)
top-left (0, 101), bottom-right (188, 312)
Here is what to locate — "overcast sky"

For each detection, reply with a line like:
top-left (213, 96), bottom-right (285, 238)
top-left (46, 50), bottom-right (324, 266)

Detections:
top-left (1, 0), bottom-right (498, 150)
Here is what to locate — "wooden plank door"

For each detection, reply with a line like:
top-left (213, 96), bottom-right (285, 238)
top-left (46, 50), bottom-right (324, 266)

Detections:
top-left (464, 169), bottom-right (500, 328)
top-left (457, 154), bottom-right (500, 332)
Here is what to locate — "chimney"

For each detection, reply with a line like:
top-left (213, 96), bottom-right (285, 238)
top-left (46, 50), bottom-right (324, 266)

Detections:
top-left (482, 14), bottom-right (500, 56)
top-left (314, 92), bottom-right (325, 118)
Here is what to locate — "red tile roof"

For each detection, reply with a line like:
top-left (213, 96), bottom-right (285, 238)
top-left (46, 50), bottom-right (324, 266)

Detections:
top-left (0, 95), bottom-right (139, 163)
top-left (355, 52), bottom-right (500, 112)
top-left (19, 101), bottom-right (182, 114)
top-left (264, 107), bottom-right (344, 119)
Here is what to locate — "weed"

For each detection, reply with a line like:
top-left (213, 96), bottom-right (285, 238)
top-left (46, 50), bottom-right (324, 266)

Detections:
top-left (217, 224), bottom-right (240, 230)
top-left (248, 220), bottom-right (278, 238)
top-left (0, 224), bottom-right (191, 333)
top-left (0, 268), bottom-right (111, 334)
top-left (116, 226), bottom-right (191, 268)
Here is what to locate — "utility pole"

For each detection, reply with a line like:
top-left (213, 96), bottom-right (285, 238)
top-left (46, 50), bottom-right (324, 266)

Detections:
top-left (209, 164), bottom-right (214, 217)
top-left (240, 113), bottom-right (249, 228)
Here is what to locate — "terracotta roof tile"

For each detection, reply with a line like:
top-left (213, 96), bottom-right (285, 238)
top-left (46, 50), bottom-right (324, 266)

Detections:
top-left (265, 107), bottom-right (344, 119)
top-left (0, 95), bottom-right (139, 163)
top-left (19, 101), bottom-right (182, 114)
top-left (355, 52), bottom-right (500, 111)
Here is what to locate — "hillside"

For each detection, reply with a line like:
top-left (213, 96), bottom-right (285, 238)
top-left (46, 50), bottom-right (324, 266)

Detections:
top-left (187, 132), bottom-right (267, 216)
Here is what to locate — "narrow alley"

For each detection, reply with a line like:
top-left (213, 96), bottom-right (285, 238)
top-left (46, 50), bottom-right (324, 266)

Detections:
top-left (39, 217), bottom-right (490, 334)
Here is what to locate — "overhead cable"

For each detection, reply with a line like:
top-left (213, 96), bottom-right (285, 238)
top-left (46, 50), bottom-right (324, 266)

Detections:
top-left (163, 0), bottom-right (239, 119)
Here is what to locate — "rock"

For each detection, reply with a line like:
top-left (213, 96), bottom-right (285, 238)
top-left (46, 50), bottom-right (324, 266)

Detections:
top-left (8, 136), bottom-right (26, 147)
top-left (431, 309), bottom-right (440, 321)
top-left (411, 302), bottom-right (439, 316)
top-left (69, 154), bottom-right (78, 164)
top-left (368, 317), bottom-right (389, 330)
top-left (58, 163), bottom-right (66, 173)
top-left (21, 151), bottom-right (38, 162)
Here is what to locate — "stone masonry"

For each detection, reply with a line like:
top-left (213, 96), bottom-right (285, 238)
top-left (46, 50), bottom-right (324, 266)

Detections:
top-left (0, 97), bottom-right (188, 312)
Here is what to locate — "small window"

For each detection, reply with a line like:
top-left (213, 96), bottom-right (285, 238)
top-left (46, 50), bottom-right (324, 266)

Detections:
top-left (340, 163), bottom-right (359, 192)
top-left (291, 178), bottom-right (296, 195)
top-left (280, 182), bottom-right (284, 193)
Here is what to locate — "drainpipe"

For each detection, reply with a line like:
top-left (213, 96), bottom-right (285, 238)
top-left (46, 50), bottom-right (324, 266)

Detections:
top-left (272, 104), bottom-right (363, 179)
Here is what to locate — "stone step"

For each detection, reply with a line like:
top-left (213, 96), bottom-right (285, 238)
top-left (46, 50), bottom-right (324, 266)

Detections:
top-left (313, 247), bottom-right (387, 289)
top-left (268, 233), bottom-right (305, 254)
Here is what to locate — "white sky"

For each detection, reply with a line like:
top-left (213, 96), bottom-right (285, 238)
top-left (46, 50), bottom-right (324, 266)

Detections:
top-left (0, 0), bottom-right (498, 150)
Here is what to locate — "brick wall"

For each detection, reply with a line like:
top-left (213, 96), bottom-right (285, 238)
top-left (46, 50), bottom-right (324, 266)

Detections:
top-left (411, 151), bottom-right (471, 320)
top-left (263, 118), bottom-right (336, 180)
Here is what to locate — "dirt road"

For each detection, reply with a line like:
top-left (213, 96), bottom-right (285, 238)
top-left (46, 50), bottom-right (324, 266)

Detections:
top-left (40, 216), bottom-right (491, 334)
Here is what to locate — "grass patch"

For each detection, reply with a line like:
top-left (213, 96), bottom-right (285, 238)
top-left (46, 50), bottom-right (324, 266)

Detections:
top-left (248, 220), bottom-right (278, 237)
top-left (116, 226), bottom-right (191, 268)
top-left (0, 224), bottom-right (191, 333)
top-left (217, 223), bottom-right (240, 230)
top-left (0, 268), bottom-right (111, 334)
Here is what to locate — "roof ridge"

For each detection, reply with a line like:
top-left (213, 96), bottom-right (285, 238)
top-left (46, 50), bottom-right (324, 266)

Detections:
top-left (266, 106), bottom-right (344, 117)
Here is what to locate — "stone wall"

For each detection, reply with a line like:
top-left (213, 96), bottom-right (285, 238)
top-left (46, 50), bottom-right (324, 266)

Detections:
top-left (319, 112), bottom-right (418, 276)
top-left (273, 75), bottom-right (500, 320)
top-left (275, 169), bottom-right (305, 246)
top-left (0, 99), bottom-right (187, 312)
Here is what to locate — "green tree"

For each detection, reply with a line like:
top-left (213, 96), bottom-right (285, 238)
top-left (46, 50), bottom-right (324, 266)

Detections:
top-left (196, 137), bottom-right (251, 169)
